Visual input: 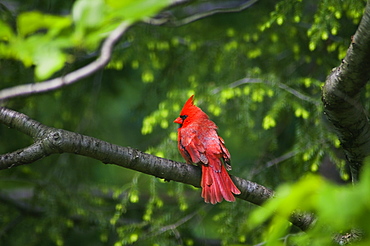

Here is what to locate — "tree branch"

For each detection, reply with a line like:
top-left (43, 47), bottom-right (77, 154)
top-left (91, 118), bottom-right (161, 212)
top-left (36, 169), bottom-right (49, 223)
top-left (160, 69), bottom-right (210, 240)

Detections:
top-left (147, 0), bottom-right (258, 26)
top-left (0, 22), bottom-right (130, 102)
top-left (0, 106), bottom-right (314, 231)
top-left (322, 0), bottom-right (370, 182)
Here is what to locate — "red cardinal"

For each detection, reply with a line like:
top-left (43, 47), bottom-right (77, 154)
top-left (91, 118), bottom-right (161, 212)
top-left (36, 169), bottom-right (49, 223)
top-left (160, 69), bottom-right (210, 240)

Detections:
top-left (174, 95), bottom-right (241, 204)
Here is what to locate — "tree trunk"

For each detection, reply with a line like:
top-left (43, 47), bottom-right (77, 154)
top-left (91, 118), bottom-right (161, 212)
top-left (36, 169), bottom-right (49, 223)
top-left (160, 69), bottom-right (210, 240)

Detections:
top-left (322, 0), bottom-right (370, 182)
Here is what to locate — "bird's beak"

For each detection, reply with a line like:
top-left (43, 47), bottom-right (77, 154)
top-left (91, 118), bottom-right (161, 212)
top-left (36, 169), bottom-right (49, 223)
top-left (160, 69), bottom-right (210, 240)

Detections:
top-left (174, 117), bottom-right (183, 124)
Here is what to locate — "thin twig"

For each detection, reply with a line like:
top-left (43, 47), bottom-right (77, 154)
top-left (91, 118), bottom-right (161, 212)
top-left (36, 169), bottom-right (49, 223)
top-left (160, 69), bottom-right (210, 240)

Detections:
top-left (213, 77), bottom-right (320, 105)
top-left (151, 210), bottom-right (199, 236)
top-left (277, 82), bottom-right (320, 106)
top-left (0, 215), bottom-right (24, 239)
top-left (248, 150), bottom-right (300, 178)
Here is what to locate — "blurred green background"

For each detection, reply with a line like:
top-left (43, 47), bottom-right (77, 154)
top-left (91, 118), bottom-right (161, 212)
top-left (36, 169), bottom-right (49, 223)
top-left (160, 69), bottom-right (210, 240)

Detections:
top-left (0, 0), bottom-right (367, 245)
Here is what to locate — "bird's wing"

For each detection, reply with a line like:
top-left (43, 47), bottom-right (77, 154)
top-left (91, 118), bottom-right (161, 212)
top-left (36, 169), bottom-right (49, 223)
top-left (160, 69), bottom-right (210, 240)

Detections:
top-left (179, 126), bottom-right (209, 165)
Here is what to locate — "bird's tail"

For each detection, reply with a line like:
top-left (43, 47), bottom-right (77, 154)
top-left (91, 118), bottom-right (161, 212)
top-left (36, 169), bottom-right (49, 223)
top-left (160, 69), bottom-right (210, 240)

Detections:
top-left (201, 159), bottom-right (241, 204)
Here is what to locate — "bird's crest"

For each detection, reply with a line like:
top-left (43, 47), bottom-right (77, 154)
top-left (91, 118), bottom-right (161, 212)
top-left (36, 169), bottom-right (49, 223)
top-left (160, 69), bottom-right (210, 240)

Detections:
top-left (179, 95), bottom-right (206, 117)
top-left (180, 95), bottom-right (195, 114)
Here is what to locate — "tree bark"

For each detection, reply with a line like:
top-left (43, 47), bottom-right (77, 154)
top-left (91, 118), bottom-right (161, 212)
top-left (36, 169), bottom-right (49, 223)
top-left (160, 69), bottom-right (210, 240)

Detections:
top-left (322, 0), bottom-right (370, 182)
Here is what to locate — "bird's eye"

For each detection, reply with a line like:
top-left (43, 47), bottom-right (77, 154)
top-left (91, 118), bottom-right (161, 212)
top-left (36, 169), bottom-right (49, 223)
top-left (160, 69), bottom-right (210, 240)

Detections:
top-left (180, 115), bottom-right (188, 120)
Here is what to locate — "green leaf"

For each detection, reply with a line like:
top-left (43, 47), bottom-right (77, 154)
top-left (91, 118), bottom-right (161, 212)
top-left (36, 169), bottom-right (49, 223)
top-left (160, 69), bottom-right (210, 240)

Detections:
top-left (12, 35), bottom-right (68, 80)
top-left (142, 70), bottom-right (154, 83)
top-left (17, 11), bottom-right (71, 37)
top-left (262, 115), bottom-right (276, 129)
top-left (72, 0), bottom-right (105, 29)
top-left (0, 43), bottom-right (12, 58)
top-left (106, 0), bottom-right (171, 22)
top-left (0, 20), bottom-right (14, 40)
top-left (34, 44), bottom-right (66, 80)
top-left (249, 175), bottom-right (324, 236)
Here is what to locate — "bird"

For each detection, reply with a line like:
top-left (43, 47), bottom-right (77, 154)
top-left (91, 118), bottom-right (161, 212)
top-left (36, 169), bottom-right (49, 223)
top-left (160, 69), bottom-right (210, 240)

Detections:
top-left (174, 95), bottom-right (241, 204)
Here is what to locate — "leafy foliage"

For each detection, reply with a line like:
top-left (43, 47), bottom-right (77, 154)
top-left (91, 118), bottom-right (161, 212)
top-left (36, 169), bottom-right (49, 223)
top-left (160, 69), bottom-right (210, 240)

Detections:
top-left (249, 160), bottom-right (370, 245)
top-left (0, 0), bottom-right (170, 80)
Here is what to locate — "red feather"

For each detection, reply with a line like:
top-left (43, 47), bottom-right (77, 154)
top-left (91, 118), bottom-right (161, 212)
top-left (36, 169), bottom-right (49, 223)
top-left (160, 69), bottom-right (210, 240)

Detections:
top-left (174, 95), bottom-right (241, 204)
